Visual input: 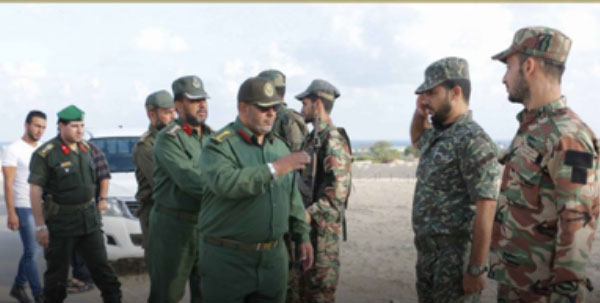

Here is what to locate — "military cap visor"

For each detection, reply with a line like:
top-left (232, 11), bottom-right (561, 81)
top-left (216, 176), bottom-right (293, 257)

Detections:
top-left (415, 57), bottom-right (470, 94)
top-left (57, 105), bottom-right (85, 121)
top-left (238, 77), bottom-right (283, 105)
top-left (491, 27), bottom-right (572, 64)
top-left (172, 75), bottom-right (210, 100)
top-left (294, 79), bottom-right (340, 102)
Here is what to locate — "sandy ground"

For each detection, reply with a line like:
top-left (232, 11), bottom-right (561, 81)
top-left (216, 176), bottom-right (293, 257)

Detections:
top-left (1, 162), bottom-right (599, 302)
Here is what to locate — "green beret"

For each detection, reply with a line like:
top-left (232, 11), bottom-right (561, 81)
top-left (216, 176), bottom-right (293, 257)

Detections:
top-left (145, 90), bottom-right (174, 110)
top-left (57, 105), bottom-right (85, 122)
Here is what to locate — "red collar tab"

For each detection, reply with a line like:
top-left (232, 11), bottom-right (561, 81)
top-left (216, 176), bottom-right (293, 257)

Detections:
top-left (237, 129), bottom-right (252, 144)
top-left (79, 143), bottom-right (87, 153)
top-left (60, 144), bottom-right (70, 155)
top-left (182, 124), bottom-right (193, 136)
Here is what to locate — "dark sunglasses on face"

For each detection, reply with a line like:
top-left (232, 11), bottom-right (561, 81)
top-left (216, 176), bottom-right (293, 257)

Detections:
top-left (253, 103), bottom-right (281, 113)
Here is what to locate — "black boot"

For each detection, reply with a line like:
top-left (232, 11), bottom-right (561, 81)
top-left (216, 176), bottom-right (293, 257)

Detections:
top-left (33, 294), bottom-right (44, 303)
top-left (9, 284), bottom-right (32, 303)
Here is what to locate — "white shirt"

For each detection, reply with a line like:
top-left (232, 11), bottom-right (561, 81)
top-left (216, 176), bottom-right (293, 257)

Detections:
top-left (2, 139), bottom-right (38, 208)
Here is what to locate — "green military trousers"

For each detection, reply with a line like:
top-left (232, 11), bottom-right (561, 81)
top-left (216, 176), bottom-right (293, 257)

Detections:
top-left (44, 229), bottom-right (122, 303)
top-left (147, 206), bottom-right (201, 303)
top-left (198, 238), bottom-right (288, 303)
top-left (136, 201), bottom-right (152, 259)
top-left (415, 235), bottom-right (480, 303)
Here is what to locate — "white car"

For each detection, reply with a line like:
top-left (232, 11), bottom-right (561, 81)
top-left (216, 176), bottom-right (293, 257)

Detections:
top-left (88, 128), bottom-right (146, 261)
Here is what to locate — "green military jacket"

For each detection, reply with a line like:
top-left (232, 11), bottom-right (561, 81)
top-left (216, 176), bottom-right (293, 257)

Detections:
top-left (152, 119), bottom-right (213, 213)
top-left (199, 118), bottom-right (310, 244)
top-left (133, 125), bottom-right (158, 205)
top-left (413, 111), bottom-right (500, 240)
top-left (272, 105), bottom-right (308, 152)
top-left (28, 136), bottom-right (100, 236)
top-left (489, 97), bottom-right (600, 293)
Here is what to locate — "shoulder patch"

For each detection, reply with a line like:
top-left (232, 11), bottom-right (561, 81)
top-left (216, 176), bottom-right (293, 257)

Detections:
top-left (212, 129), bottom-right (234, 144)
top-left (37, 143), bottom-right (55, 158)
top-left (80, 140), bottom-right (90, 150)
top-left (166, 124), bottom-right (182, 137)
top-left (140, 130), bottom-right (152, 141)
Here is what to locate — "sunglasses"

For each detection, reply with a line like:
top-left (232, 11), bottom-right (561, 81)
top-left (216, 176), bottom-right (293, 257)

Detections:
top-left (253, 103), bottom-right (281, 113)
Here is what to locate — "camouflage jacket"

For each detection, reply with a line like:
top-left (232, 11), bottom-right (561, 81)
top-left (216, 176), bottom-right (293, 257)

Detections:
top-left (489, 97), bottom-right (600, 294)
top-left (412, 111), bottom-right (500, 240)
top-left (273, 105), bottom-right (308, 152)
top-left (300, 121), bottom-right (352, 232)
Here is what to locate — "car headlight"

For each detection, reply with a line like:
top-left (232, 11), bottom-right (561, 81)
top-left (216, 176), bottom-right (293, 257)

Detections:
top-left (103, 197), bottom-right (138, 219)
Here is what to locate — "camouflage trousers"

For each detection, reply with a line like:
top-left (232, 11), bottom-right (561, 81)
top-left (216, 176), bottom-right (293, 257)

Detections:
top-left (497, 282), bottom-right (590, 303)
top-left (285, 233), bottom-right (300, 303)
top-left (415, 235), bottom-right (480, 303)
top-left (299, 222), bottom-right (340, 303)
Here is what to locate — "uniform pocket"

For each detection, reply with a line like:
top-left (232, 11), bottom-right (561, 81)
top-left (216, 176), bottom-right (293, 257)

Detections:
top-left (55, 165), bottom-right (79, 191)
top-left (504, 160), bottom-right (542, 210)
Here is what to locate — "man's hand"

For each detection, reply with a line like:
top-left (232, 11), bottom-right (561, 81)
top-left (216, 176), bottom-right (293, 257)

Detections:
top-left (298, 241), bottom-right (314, 272)
top-left (305, 210), bottom-right (311, 224)
top-left (463, 273), bottom-right (486, 295)
top-left (272, 151), bottom-right (310, 177)
top-left (415, 94), bottom-right (430, 117)
top-left (7, 211), bottom-right (19, 231)
top-left (98, 200), bottom-right (108, 213)
top-left (36, 228), bottom-right (49, 248)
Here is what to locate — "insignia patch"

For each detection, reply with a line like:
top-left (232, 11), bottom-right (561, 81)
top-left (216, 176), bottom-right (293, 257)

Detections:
top-left (193, 77), bottom-right (200, 88)
top-left (212, 129), bottom-right (232, 143)
top-left (64, 167), bottom-right (71, 173)
top-left (565, 150), bottom-right (593, 185)
top-left (264, 82), bottom-right (274, 97)
top-left (166, 124), bottom-right (182, 136)
top-left (60, 161), bottom-right (72, 168)
top-left (37, 143), bottom-right (55, 158)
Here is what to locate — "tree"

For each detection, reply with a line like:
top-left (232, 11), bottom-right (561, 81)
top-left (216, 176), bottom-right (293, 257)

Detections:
top-left (369, 141), bottom-right (401, 163)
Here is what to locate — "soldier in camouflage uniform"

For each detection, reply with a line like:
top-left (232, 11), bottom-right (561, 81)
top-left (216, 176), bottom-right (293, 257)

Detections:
top-left (488, 27), bottom-right (600, 303)
top-left (132, 90), bottom-right (175, 260)
top-left (296, 79), bottom-right (352, 303)
top-left (258, 69), bottom-right (309, 303)
top-left (410, 57), bottom-right (501, 303)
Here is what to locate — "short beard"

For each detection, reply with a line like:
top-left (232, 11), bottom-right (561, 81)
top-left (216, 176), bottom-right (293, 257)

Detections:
top-left (26, 129), bottom-right (40, 142)
top-left (155, 120), bottom-right (168, 131)
top-left (185, 112), bottom-right (204, 127)
top-left (508, 68), bottom-right (530, 104)
top-left (431, 94), bottom-right (452, 129)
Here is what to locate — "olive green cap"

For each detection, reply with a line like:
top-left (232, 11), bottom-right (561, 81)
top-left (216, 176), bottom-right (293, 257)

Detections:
top-left (295, 79), bottom-right (340, 102)
top-left (145, 90), bottom-right (174, 110)
top-left (258, 69), bottom-right (286, 88)
top-left (237, 76), bottom-right (283, 107)
top-left (492, 26), bottom-right (571, 64)
top-left (415, 57), bottom-right (470, 94)
top-left (57, 105), bottom-right (84, 121)
top-left (172, 75), bottom-right (210, 100)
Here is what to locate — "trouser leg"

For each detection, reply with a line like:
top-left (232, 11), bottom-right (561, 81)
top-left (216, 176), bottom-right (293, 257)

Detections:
top-left (76, 230), bottom-right (121, 303)
top-left (43, 236), bottom-right (75, 303)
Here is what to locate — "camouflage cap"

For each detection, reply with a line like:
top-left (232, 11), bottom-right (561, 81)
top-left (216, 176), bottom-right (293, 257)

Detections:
top-left (145, 90), bottom-right (174, 110)
top-left (492, 26), bottom-right (571, 64)
top-left (172, 75), bottom-right (210, 100)
top-left (258, 69), bottom-right (286, 88)
top-left (295, 79), bottom-right (340, 102)
top-left (415, 57), bottom-right (470, 94)
top-left (237, 76), bottom-right (283, 107)
top-left (57, 105), bottom-right (85, 121)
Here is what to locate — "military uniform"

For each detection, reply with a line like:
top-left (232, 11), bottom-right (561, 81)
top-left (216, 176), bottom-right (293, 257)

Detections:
top-left (28, 105), bottom-right (121, 303)
top-left (489, 27), bottom-right (600, 303)
top-left (198, 77), bottom-right (310, 303)
top-left (258, 69), bottom-right (309, 303)
top-left (147, 77), bottom-right (212, 303)
top-left (295, 80), bottom-right (352, 303)
top-left (412, 58), bottom-right (501, 303)
top-left (132, 90), bottom-right (174, 253)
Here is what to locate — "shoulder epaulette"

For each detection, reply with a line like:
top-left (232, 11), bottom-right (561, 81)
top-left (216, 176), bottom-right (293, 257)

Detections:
top-left (140, 130), bottom-right (152, 141)
top-left (80, 140), bottom-right (90, 150)
top-left (211, 129), bottom-right (234, 144)
top-left (37, 143), bottom-right (55, 158)
top-left (166, 124), bottom-right (182, 137)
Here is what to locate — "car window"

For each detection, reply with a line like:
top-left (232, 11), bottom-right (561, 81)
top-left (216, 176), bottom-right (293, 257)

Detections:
top-left (90, 137), bottom-right (139, 173)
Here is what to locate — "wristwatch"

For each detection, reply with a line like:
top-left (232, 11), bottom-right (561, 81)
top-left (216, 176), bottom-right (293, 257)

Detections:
top-left (35, 225), bottom-right (47, 232)
top-left (267, 163), bottom-right (277, 179)
top-left (467, 264), bottom-right (488, 276)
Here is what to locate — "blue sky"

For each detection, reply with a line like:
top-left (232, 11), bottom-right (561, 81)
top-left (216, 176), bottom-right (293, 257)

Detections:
top-left (1, 3), bottom-right (599, 142)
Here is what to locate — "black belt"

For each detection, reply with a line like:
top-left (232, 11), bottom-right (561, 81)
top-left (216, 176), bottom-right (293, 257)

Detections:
top-left (154, 204), bottom-right (199, 223)
top-left (56, 200), bottom-right (95, 212)
top-left (415, 235), bottom-right (469, 252)
top-left (203, 236), bottom-right (279, 252)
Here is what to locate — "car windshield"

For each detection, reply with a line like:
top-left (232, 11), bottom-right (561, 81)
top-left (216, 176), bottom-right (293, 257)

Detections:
top-left (90, 137), bottom-right (139, 173)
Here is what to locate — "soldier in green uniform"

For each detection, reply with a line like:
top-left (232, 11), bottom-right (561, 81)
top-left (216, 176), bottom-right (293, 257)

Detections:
top-left (29, 105), bottom-right (122, 303)
top-left (489, 27), bottom-right (600, 303)
top-left (132, 90), bottom-right (175, 258)
top-left (198, 76), bottom-right (313, 303)
top-left (410, 57), bottom-right (501, 303)
top-left (258, 69), bottom-right (308, 151)
top-left (147, 76), bottom-right (213, 303)
top-left (295, 79), bottom-right (352, 303)
top-left (258, 69), bottom-right (309, 303)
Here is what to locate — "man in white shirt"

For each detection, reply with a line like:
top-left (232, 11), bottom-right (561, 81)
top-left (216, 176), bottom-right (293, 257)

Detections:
top-left (2, 110), bottom-right (47, 303)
